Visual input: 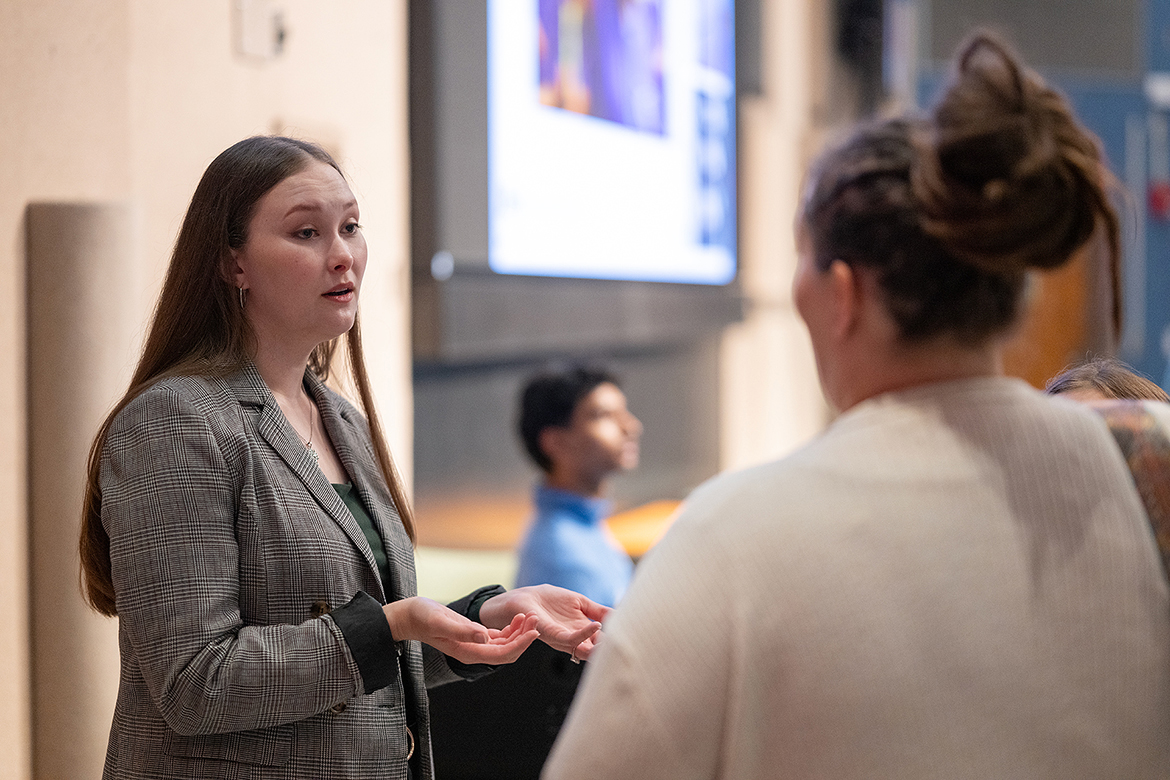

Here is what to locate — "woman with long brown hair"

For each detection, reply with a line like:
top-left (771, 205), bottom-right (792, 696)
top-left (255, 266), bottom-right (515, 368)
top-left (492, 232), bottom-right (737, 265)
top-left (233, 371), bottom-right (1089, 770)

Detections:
top-left (544, 33), bottom-right (1170, 779)
top-left (82, 136), bottom-right (607, 780)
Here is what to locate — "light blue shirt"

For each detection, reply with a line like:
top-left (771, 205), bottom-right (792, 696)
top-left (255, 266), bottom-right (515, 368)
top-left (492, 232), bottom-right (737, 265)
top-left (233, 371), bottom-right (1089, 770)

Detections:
top-left (514, 484), bottom-right (634, 608)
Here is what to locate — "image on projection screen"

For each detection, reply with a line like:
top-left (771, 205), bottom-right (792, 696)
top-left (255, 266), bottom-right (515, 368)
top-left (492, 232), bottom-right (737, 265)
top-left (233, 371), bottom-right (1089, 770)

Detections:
top-left (489, 0), bottom-right (736, 285)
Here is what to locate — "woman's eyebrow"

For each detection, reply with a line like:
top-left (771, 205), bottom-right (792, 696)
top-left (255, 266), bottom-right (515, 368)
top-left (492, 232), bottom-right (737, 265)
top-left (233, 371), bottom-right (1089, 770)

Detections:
top-left (282, 199), bottom-right (358, 219)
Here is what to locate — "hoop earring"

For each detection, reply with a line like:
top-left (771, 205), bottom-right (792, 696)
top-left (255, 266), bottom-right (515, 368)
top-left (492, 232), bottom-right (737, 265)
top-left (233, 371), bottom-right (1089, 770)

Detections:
top-left (238, 287), bottom-right (247, 309)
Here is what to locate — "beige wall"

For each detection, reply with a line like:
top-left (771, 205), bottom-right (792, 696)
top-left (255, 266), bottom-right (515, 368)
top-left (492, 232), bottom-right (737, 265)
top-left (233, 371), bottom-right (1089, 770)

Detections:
top-left (0, 4), bottom-right (135, 776)
top-left (720, 0), bottom-right (830, 470)
top-left (0, 3), bottom-right (411, 778)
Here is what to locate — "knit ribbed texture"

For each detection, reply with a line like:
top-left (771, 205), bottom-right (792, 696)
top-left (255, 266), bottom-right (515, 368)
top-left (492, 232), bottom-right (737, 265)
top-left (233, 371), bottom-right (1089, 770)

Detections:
top-left (545, 379), bottom-right (1170, 780)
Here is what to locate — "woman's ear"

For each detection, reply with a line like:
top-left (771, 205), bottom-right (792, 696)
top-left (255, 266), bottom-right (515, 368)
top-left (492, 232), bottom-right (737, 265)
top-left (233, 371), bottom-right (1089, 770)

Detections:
top-left (827, 259), bottom-right (863, 340)
top-left (224, 249), bottom-right (247, 289)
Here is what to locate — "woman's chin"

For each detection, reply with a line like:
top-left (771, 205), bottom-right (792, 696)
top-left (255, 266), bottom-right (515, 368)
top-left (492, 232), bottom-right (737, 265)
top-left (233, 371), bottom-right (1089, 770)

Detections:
top-left (318, 312), bottom-right (359, 343)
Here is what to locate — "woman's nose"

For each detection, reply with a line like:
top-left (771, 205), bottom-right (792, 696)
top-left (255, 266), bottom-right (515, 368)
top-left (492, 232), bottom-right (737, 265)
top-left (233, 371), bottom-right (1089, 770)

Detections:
top-left (329, 235), bottom-right (353, 271)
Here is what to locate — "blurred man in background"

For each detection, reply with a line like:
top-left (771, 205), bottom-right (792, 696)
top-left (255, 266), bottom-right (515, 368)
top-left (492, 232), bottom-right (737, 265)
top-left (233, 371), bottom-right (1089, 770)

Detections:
top-left (515, 366), bottom-right (642, 607)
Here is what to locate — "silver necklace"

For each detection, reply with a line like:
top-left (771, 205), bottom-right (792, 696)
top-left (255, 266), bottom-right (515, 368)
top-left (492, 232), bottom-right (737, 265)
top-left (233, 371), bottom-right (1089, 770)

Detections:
top-left (297, 396), bottom-right (319, 461)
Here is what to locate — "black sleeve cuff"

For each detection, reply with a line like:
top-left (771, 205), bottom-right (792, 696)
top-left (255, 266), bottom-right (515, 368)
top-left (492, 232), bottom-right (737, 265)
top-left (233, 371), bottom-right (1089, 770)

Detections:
top-left (447, 584), bottom-right (507, 624)
top-left (442, 584), bottom-right (508, 680)
top-left (331, 590), bottom-right (401, 693)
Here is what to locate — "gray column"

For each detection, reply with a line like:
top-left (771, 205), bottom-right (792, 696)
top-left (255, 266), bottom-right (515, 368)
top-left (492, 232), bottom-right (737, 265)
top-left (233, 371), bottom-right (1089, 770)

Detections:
top-left (26, 203), bottom-right (138, 780)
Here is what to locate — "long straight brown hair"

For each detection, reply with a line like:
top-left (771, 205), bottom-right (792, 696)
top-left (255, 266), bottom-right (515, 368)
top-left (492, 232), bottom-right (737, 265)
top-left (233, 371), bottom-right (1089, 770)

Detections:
top-left (80, 136), bottom-right (415, 617)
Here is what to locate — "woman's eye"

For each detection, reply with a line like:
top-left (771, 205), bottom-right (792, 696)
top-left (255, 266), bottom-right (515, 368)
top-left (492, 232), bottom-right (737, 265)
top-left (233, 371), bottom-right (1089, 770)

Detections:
top-left (296, 228), bottom-right (317, 239)
top-left (344, 222), bottom-right (362, 234)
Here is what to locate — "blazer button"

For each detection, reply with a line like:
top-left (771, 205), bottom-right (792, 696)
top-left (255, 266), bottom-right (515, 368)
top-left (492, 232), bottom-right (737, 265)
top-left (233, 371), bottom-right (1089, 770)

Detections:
top-left (329, 702), bottom-right (348, 714)
top-left (311, 600), bottom-right (331, 618)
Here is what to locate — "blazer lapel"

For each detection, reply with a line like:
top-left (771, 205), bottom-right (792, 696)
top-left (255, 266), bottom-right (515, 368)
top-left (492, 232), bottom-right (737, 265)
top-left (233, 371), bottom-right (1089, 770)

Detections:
top-left (229, 364), bottom-right (386, 599)
top-left (306, 372), bottom-right (416, 602)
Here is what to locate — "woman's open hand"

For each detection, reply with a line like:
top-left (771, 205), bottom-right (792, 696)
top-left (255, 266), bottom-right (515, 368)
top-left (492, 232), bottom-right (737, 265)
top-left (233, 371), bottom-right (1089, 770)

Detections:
top-left (382, 597), bottom-right (540, 665)
top-left (478, 585), bottom-right (610, 661)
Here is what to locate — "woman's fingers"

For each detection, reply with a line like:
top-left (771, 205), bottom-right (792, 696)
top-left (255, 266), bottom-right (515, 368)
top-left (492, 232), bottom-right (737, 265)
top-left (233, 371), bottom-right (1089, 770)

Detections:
top-left (441, 627), bottom-right (540, 665)
top-left (558, 626), bottom-right (602, 661)
top-left (540, 618), bottom-right (603, 646)
top-left (488, 612), bottom-right (536, 640)
top-left (384, 598), bottom-right (548, 665)
top-left (568, 629), bottom-right (603, 661)
top-left (418, 598), bottom-right (495, 643)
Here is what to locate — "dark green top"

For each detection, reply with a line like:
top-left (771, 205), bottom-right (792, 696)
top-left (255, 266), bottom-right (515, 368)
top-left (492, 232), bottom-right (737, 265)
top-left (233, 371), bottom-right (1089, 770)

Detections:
top-left (333, 482), bottom-right (391, 589)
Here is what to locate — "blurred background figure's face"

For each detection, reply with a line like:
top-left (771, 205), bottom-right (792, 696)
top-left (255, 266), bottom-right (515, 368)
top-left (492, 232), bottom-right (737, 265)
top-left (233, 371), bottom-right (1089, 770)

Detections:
top-left (560, 382), bottom-right (643, 479)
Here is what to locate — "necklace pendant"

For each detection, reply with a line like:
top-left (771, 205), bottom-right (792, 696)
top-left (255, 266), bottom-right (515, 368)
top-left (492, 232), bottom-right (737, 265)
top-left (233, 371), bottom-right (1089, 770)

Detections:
top-left (308, 446), bottom-right (319, 462)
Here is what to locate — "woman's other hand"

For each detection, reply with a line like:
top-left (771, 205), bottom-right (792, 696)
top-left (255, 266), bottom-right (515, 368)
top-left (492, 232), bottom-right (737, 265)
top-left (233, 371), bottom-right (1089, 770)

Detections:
top-left (382, 597), bottom-right (540, 665)
top-left (478, 585), bottom-right (609, 661)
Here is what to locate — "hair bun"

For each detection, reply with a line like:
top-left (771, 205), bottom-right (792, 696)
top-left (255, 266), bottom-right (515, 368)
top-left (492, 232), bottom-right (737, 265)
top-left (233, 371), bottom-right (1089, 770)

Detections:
top-left (911, 31), bottom-right (1113, 276)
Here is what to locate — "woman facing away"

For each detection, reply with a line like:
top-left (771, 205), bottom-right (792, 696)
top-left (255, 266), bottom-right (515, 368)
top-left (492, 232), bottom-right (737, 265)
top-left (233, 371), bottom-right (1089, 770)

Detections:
top-left (543, 32), bottom-right (1170, 780)
top-left (80, 136), bottom-right (608, 780)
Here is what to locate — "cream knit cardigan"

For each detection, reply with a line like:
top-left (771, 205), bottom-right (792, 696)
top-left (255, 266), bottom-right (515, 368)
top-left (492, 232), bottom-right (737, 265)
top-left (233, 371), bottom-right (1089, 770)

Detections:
top-left (545, 378), bottom-right (1170, 780)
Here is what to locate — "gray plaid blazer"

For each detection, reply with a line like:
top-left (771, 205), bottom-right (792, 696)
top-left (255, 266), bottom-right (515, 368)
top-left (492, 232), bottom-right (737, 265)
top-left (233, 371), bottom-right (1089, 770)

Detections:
top-left (100, 363), bottom-right (490, 779)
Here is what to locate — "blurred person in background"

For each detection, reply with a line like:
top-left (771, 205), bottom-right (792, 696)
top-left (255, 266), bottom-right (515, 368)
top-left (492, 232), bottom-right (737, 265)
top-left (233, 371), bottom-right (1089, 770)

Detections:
top-left (1046, 355), bottom-right (1170, 402)
top-left (1047, 358), bottom-right (1170, 576)
top-left (1087, 399), bottom-right (1170, 588)
top-left (80, 136), bottom-right (608, 780)
top-left (515, 366), bottom-right (642, 607)
top-left (543, 32), bottom-right (1170, 780)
